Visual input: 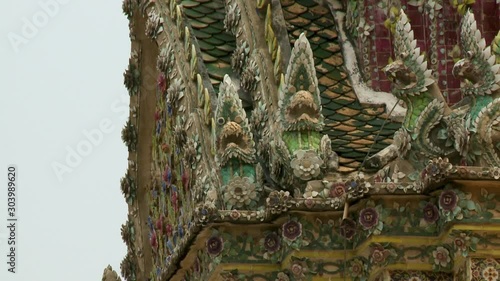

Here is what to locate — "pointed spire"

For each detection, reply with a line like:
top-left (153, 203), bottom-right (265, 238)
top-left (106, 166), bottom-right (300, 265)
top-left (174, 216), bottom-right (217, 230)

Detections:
top-left (280, 33), bottom-right (324, 132)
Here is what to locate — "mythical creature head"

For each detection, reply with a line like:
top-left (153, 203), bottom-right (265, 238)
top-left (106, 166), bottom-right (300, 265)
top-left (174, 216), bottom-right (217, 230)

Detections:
top-left (215, 75), bottom-right (256, 165)
top-left (285, 90), bottom-right (320, 127)
top-left (279, 33), bottom-right (324, 132)
top-left (385, 10), bottom-right (434, 98)
top-left (453, 10), bottom-right (500, 96)
top-left (383, 59), bottom-right (417, 90)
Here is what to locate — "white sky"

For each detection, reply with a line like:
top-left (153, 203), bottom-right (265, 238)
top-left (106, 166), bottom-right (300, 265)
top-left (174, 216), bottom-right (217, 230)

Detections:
top-left (0, 0), bottom-right (130, 280)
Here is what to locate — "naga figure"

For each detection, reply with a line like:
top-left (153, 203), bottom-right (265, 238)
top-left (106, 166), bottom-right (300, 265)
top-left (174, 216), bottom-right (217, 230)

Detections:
top-left (215, 75), bottom-right (261, 210)
top-left (453, 11), bottom-right (500, 166)
top-left (268, 33), bottom-right (338, 189)
top-left (365, 10), bottom-right (466, 170)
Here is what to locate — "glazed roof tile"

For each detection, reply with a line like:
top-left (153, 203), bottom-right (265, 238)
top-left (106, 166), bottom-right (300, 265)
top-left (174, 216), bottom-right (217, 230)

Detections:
top-left (281, 0), bottom-right (401, 172)
top-left (182, 0), bottom-right (235, 91)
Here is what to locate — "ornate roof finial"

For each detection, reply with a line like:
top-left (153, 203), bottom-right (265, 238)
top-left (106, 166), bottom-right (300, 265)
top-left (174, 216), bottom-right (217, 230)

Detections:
top-left (274, 33), bottom-right (337, 184)
top-left (215, 75), bottom-right (260, 210)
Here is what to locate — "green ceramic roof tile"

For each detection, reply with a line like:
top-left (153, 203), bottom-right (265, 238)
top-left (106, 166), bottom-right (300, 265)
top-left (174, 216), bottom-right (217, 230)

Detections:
top-left (334, 123), bottom-right (357, 132)
top-left (324, 55), bottom-right (343, 67)
top-left (207, 62), bottom-right (230, 80)
top-left (346, 101), bottom-right (363, 110)
top-left (278, 0), bottom-right (402, 170)
top-left (317, 29), bottom-right (338, 40)
top-left (361, 107), bottom-right (385, 116)
top-left (309, 35), bottom-right (327, 45)
top-left (361, 126), bottom-right (381, 133)
top-left (287, 2), bottom-right (308, 14)
top-left (201, 53), bottom-right (218, 63)
top-left (367, 118), bottom-right (389, 127)
top-left (353, 145), bottom-right (370, 152)
top-left (298, 0), bottom-right (319, 7)
top-left (349, 130), bottom-right (372, 137)
top-left (342, 151), bottom-right (367, 159)
top-left (309, 41), bottom-right (320, 49)
top-left (184, 7), bottom-right (205, 18)
top-left (317, 75), bottom-right (337, 86)
top-left (207, 12), bottom-right (225, 20)
top-left (282, 10), bottom-right (297, 20)
top-left (343, 119), bottom-right (366, 127)
top-left (288, 17), bottom-right (311, 27)
top-left (338, 157), bottom-right (356, 164)
top-left (181, 0), bottom-right (200, 8)
top-left (202, 25), bottom-right (223, 34)
top-left (192, 5), bottom-right (214, 14)
top-left (313, 48), bottom-right (331, 59)
top-left (204, 1), bottom-right (224, 9)
top-left (335, 147), bottom-right (354, 154)
top-left (210, 78), bottom-right (219, 85)
top-left (204, 36), bottom-right (225, 46)
top-left (198, 40), bottom-right (215, 51)
top-left (334, 97), bottom-right (355, 106)
top-left (352, 114), bottom-right (374, 122)
top-left (321, 106), bottom-right (335, 116)
top-left (190, 19), bottom-right (209, 29)
top-left (331, 139), bottom-right (350, 146)
top-left (308, 23), bottom-right (322, 32)
top-left (321, 101), bottom-right (342, 111)
top-left (323, 70), bottom-right (346, 81)
top-left (327, 130), bottom-right (347, 137)
top-left (198, 15), bottom-right (218, 24)
top-left (377, 129), bottom-right (396, 136)
top-left (320, 42), bottom-right (341, 53)
top-left (326, 113), bottom-right (351, 122)
top-left (301, 11), bottom-right (322, 21)
top-left (216, 33), bottom-right (235, 42)
top-left (206, 48), bottom-right (229, 58)
top-left (316, 16), bottom-right (334, 27)
top-left (384, 122), bottom-right (402, 130)
top-left (309, 5), bottom-right (330, 15)
top-left (193, 29), bottom-right (211, 39)
top-left (215, 44), bottom-right (235, 52)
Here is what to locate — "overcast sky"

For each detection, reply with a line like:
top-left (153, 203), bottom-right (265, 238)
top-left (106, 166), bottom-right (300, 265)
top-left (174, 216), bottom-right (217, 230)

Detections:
top-left (0, 0), bottom-right (130, 280)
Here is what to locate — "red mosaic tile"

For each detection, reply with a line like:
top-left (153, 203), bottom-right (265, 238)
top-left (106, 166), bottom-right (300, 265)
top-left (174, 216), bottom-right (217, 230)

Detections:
top-left (378, 80), bottom-right (391, 92)
top-left (448, 77), bottom-right (460, 89)
top-left (407, 10), bottom-right (424, 26)
top-left (447, 90), bottom-right (463, 105)
top-left (412, 26), bottom-right (425, 41)
top-left (374, 24), bottom-right (389, 38)
top-left (445, 31), bottom-right (458, 45)
top-left (376, 52), bottom-right (391, 66)
top-left (482, 2), bottom-right (497, 12)
top-left (375, 38), bottom-right (392, 53)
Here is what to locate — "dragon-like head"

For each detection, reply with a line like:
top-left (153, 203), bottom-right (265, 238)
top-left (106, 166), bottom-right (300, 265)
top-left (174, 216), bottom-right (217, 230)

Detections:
top-left (215, 76), bottom-right (256, 165)
top-left (383, 59), bottom-right (417, 90)
top-left (285, 90), bottom-right (321, 131)
top-left (452, 51), bottom-right (482, 84)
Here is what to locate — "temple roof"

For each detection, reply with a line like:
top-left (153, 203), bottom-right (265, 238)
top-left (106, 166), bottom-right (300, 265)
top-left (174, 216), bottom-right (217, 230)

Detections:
top-left (114, 0), bottom-right (500, 280)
